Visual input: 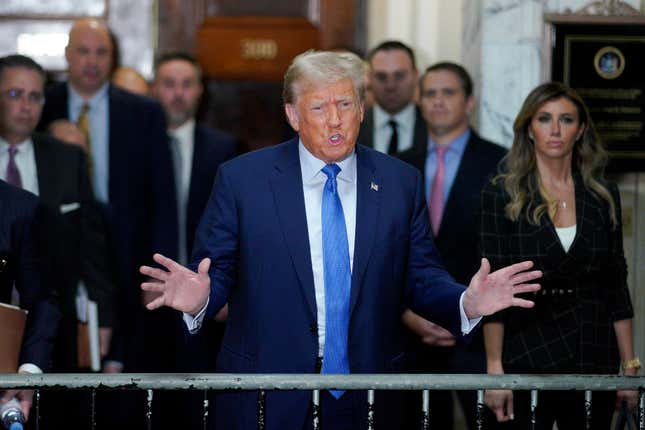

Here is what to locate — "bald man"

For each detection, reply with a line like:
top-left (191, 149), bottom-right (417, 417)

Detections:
top-left (38, 18), bottom-right (177, 428)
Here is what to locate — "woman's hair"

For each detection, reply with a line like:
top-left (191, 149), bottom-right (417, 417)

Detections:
top-left (495, 81), bottom-right (617, 226)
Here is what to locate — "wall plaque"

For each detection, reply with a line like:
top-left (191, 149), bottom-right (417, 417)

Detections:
top-left (197, 16), bottom-right (319, 81)
top-left (551, 22), bottom-right (645, 171)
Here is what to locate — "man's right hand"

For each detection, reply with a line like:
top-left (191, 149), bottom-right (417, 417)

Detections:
top-left (140, 254), bottom-right (211, 316)
top-left (401, 309), bottom-right (456, 347)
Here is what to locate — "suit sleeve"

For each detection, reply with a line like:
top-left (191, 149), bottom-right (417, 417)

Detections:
top-left (76, 148), bottom-right (117, 327)
top-left (15, 203), bottom-right (61, 370)
top-left (605, 183), bottom-right (633, 321)
top-left (189, 165), bottom-right (238, 320)
top-left (404, 170), bottom-right (465, 336)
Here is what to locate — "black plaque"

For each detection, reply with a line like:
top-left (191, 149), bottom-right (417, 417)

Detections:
top-left (552, 23), bottom-right (645, 171)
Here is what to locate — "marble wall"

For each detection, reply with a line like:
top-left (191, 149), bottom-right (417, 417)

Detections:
top-left (463, 0), bottom-right (645, 362)
top-left (0, 0), bottom-right (156, 78)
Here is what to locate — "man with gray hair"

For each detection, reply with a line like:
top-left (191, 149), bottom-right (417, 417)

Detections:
top-left (140, 50), bottom-right (541, 429)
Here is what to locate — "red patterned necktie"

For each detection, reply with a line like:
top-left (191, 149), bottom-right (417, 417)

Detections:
top-left (429, 145), bottom-right (447, 236)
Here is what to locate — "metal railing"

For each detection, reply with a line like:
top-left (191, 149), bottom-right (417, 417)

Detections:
top-left (1, 373), bottom-right (644, 429)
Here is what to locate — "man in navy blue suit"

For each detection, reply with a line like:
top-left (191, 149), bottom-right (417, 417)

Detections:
top-left (141, 51), bottom-right (541, 430)
top-left (149, 51), bottom-right (237, 430)
top-left (0, 180), bottom-right (59, 422)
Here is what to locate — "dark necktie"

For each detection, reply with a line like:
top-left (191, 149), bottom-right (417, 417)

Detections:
top-left (320, 163), bottom-right (351, 398)
top-left (387, 119), bottom-right (399, 155)
top-left (5, 146), bottom-right (22, 188)
top-left (77, 103), bottom-right (93, 181)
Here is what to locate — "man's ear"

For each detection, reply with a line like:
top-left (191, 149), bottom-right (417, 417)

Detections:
top-left (284, 104), bottom-right (299, 132)
top-left (465, 95), bottom-right (476, 116)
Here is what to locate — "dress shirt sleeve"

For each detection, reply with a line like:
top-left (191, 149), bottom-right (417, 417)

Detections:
top-left (459, 292), bottom-right (482, 334)
top-left (182, 297), bottom-right (210, 334)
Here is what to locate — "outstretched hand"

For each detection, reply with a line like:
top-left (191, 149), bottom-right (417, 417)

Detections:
top-left (140, 253), bottom-right (211, 316)
top-left (462, 258), bottom-right (541, 319)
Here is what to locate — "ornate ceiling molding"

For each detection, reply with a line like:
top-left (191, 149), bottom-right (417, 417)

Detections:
top-left (573, 0), bottom-right (641, 16)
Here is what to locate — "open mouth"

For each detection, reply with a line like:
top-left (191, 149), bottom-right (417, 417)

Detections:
top-left (329, 133), bottom-right (344, 145)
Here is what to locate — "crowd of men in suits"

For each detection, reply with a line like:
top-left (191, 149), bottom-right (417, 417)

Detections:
top-left (0, 16), bottom-right (521, 429)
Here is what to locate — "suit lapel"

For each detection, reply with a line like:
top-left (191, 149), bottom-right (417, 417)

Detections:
top-left (438, 137), bottom-right (478, 237)
top-left (269, 140), bottom-right (317, 318)
top-left (187, 127), bottom-right (205, 228)
top-left (32, 135), bottom-right (58, 205)
top-left (411, 107), bottom-right (428, 153)
top-left (349, 146), bottom-right (379, 316)
top-left (359, 109), bottom-right (375, 148)
top-left (107, 86), bottom-right (127, 202)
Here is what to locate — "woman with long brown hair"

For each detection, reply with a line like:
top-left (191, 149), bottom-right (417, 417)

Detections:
top-left (481, 82), bottom-right (638, 428)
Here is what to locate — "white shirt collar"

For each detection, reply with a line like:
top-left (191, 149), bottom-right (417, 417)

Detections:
top-left (169, 118), bottom-right (196, 145)
top-left (374, 102), bottom-right (416, 131)
top-left (68, 82), bottom-right (109, 112)
top-left (0, 136), bottom-right (34, 156)
top-left (298, 139), bottom-right (356, 185)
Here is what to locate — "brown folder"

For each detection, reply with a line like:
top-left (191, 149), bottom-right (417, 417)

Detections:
top-left (0, 302), bottom-right (27, 373)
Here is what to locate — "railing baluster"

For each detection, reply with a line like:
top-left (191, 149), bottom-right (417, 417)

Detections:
top-left (367, 389), bottom-right (375, 430)
top-left (421, 389), bottom-right (430, 430)
top-left (476, 390), bottom-right (485, 430)
top-left (34, 389), bottom-right (40, 430)
top-left (312, 390), bottom-right (321, 430)
top-left (90, 389), bottom-right (96, 430)
top-left (584, 390), bottom-right (592, 430)
top-left (257, 390), bottom-right (266, 430)
top-left (530, 389), bottom-right (538, 430)
top-left (639, 389), bottom-right (644, 430)
top-left (146, 389), bottom-right (153, 430)
top-left (202, 390), bottom-right (209, 430)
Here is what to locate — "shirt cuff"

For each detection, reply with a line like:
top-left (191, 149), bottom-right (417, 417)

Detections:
top-left (182, 297), bottom-right (209, 334)
top-left (459, 292), bottom-right (482, 334)
top-left (18, 363), bottom-right (42, 374)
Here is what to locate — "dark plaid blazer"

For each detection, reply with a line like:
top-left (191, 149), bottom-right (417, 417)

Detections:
top-left (480, 174), bottom-right (633, 374)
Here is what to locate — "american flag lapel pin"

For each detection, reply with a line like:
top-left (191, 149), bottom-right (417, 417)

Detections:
top-left (370, 182), bottom-right (379, 191)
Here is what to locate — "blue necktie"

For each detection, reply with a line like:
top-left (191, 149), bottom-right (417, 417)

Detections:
top-left (320, 164), bottom-right (351, 399)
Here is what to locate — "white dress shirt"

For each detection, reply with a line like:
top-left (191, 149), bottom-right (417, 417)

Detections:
top-left (372, 103), bottom-right (417, 154)
top-left (184, 141), bottom-right (480, 349)
top-left (299, 142), bottom-right (357, 356)
top-left (0, 137), bottom-right (39, 196)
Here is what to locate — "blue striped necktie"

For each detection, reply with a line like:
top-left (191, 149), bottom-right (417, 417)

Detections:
top-left (320, 163), bottom-right (351, 398)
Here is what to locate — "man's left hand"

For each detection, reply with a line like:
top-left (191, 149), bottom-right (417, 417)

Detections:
top-left (463, 258), bottom-right (541, 319)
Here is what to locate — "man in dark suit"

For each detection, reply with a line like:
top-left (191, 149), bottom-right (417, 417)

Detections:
top-left (37, 18), bottom-right (176, 428)
top-left (150, 51), bottom-right (236, 430)
top-left (0, 53), bottom-right (114, 427)
top-left (140, 51), bottom-right (541, 430)
top-left (359, 40), bottom-right (426, 156)
top-left (0, 179), bottom-right (60, 421)
top-left (398, 62), bottom-right (507, 429)
top-left (37, 18), bottom-right (177, 371)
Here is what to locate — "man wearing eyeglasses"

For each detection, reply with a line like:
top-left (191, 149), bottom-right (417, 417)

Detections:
top-left (0, 54), bottom-right (114, 427)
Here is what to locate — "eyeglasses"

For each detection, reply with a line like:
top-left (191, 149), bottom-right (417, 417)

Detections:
top-left (1, 88), bottom-right (45, 105)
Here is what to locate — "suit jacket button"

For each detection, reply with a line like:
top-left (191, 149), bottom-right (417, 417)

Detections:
top-left (309, 323), bottom-right (317, 334)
